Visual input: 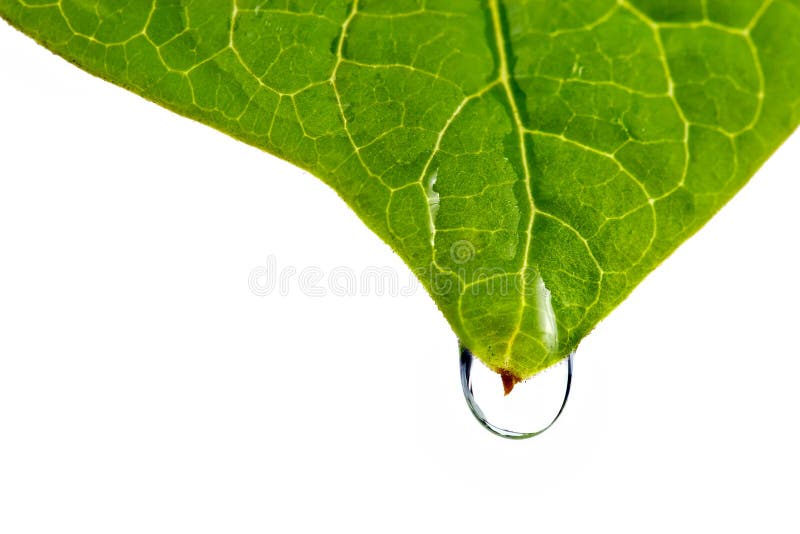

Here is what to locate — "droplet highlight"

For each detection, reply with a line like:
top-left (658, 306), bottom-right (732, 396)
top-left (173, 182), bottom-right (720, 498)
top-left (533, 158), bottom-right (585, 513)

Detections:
top-left (459, 344), bottom-right (573, 439)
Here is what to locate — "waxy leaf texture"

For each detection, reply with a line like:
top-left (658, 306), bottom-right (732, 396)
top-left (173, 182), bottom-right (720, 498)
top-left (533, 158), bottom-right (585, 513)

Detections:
top-left (2, 0), bottom-right (799, 380)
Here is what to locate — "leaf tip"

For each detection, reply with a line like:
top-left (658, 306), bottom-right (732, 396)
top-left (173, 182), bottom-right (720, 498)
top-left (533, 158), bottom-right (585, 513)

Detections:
top-left (500, 370), bottom-right (520, 396)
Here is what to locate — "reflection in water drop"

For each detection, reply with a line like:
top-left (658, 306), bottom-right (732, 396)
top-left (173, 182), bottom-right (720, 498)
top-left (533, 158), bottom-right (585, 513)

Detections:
top-left (460, 344), bottom-right (573, 439)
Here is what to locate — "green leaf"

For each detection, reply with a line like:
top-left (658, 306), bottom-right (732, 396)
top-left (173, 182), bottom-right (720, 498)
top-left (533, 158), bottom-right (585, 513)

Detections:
top-left (2, 0), bottom-right (799, 382)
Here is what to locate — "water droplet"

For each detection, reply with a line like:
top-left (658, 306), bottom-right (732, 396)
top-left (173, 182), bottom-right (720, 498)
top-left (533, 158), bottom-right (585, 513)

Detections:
top-left (459, 344), bottom-right (573, 439)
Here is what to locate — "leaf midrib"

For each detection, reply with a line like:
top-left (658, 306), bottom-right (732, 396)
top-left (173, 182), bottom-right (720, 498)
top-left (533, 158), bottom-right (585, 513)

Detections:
top-left (488, 0), bottom-right (537, 369)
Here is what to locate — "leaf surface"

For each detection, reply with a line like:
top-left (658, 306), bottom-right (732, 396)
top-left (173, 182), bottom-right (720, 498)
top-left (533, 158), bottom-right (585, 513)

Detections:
top-left (2, 0), bottom-right (799, 380)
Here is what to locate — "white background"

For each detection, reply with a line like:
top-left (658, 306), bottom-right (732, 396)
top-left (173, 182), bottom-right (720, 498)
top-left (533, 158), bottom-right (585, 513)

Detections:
top-left (1, 22), bottom-right (799, 533)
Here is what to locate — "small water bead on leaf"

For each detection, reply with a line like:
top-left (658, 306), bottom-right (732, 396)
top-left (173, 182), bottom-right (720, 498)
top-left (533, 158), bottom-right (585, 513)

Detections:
top-left (460, 344), bottom-right (573, 439)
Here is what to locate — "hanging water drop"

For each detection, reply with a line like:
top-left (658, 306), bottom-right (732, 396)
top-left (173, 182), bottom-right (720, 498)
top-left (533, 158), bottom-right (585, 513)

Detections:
top-left (459, 344), bottom-right (573, 439)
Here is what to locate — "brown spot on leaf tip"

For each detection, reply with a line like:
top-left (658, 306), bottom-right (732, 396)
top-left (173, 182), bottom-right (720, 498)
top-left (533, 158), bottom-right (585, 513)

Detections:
top-left (500, 370), bottom-right (521, 396)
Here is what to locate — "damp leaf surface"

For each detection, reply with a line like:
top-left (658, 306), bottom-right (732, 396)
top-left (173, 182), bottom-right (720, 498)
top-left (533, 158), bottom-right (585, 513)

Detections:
top-left (2, 0), bottom-right (799, 380)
